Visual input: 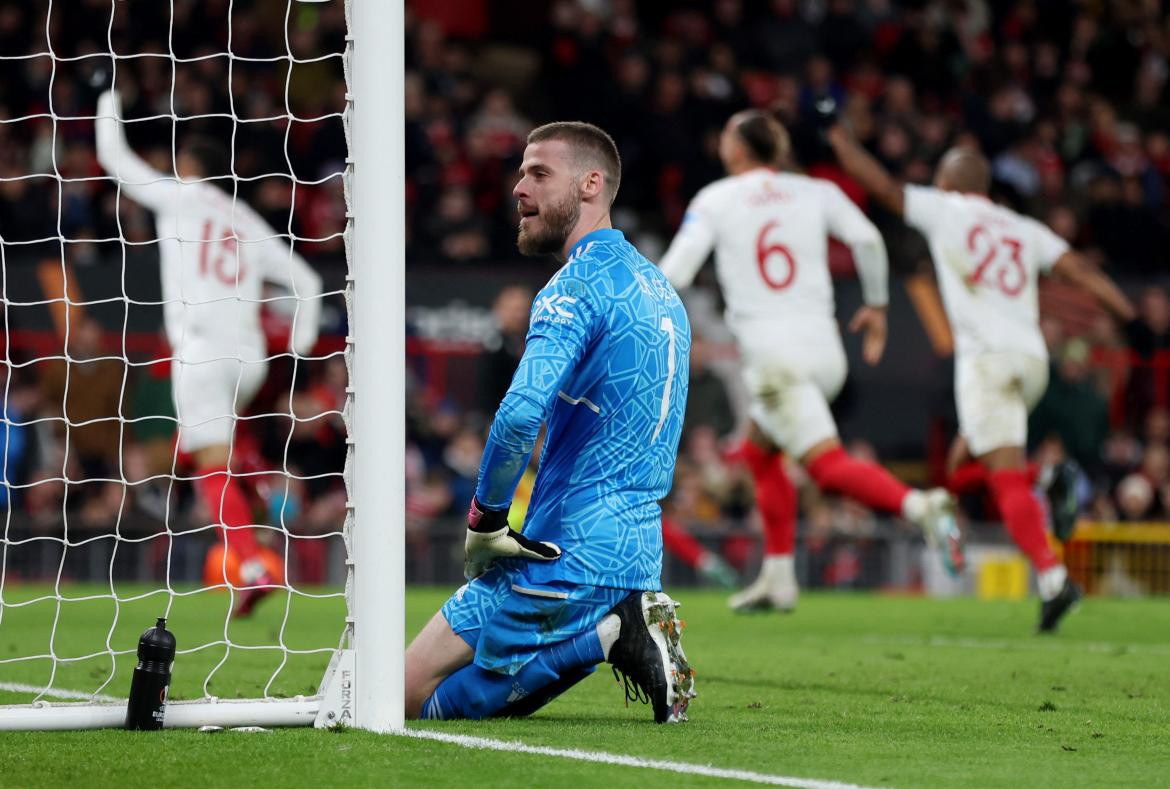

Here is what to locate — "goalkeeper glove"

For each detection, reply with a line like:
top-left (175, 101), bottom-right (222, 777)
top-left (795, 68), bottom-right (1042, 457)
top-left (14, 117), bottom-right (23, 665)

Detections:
top-left (464, 498), bottom-right (561, 580)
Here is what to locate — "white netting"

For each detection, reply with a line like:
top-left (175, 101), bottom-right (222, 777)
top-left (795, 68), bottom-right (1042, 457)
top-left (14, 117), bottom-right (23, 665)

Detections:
top-left (0, 0), bottom-right (353, 709)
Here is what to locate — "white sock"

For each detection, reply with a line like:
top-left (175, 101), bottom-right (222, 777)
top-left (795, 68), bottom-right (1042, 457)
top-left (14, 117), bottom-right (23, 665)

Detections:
top-left (1037, 565), bottom-right (1068, 602)
top-left (901, 489), bottom-right (928, 523)
top-left (596, 613), bottom-right (621, 661)
top-left (761, 554), bottom-right (795, 588)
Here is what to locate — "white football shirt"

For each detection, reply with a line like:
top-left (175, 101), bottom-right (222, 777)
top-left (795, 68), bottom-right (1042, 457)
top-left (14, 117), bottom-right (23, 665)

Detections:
top-left (659, 168), bottom-right (888, 341)
top-left (903, 185), bottom-right (1069, 360)
top-left (96, 92), bottom-right (322, 363)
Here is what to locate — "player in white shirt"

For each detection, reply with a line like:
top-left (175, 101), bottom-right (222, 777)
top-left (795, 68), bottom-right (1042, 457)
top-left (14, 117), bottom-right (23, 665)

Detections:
top-left (827, 122), bottom-right (1134, 632)
top-left (660, 110), bottom-right (961, 613)
top-left (96, 90), bottom-right (323, 616)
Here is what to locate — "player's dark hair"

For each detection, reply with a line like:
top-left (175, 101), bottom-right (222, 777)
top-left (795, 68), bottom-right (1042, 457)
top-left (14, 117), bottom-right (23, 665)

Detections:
top-left (181, 136), bottom-right (232, 179)
top-left (734, 110), bottom-right (790, 168)
top-left (527, 121), bottom-right (622, 205)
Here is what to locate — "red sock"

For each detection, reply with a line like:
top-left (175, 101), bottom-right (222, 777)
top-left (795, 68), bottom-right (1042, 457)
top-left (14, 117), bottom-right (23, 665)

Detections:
top-left (661, 516), bottom-right (706, 567)
top-left (736, 440), bottom-right (797, 556)
top-left (197, 466), bottom-right (260, 557)
top-left (806, 446), bottom-right (909, 515)
top-left (948, 461), bottom-right (988, 494)
top-left (949, 461), bottom-right (1040, 494)
top-left (988, 468), bottom-right (1059, 572)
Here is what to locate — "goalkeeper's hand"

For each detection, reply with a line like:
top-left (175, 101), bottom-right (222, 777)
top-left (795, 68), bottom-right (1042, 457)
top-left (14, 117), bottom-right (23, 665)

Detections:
top-left (464, 498), bottom-right (560, 581)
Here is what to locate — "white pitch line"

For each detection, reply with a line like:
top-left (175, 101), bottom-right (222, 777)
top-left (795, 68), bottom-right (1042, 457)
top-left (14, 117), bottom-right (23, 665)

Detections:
top-left (399, 728), bottom-right (889, 789)
top-left (859, 634), bottom-right (1170, 656)
top-left (0, 682), bottom-right (119, 703)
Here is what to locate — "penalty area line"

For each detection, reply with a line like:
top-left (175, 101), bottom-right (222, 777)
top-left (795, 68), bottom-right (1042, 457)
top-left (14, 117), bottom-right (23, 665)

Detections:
top-left (399, 727), bottom-right (889, 789)
top-left (0, 682), bottom-right (119, 703)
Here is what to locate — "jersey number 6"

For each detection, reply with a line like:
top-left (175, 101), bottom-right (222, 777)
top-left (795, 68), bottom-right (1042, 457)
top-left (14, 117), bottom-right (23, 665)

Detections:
top-left (199, 221), bottom-right (244, 285)
top-left (756, 220), bottom-right (796, 290)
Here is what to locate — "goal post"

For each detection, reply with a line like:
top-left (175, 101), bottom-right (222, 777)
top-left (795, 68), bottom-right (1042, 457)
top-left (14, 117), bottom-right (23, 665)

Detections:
top-left (348, 0), bottom-right (405, 733)
top-left (0, 0), bottom-right (403, 732)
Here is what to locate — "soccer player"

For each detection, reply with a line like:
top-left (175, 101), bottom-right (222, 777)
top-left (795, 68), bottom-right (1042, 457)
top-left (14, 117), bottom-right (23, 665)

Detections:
top-left (826, 123), bottom-right (1135, 632)
top-left (659, 110), bottom-right (961, 613)
top-left (95, 90), bottom-right (323, 616)
top-left (404, 122), bottom-right (696, 723)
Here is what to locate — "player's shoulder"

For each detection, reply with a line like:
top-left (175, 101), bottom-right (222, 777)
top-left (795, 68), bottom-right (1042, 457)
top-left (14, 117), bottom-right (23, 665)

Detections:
top-left (551, 229), bottom-right (674, 300)
top-left (196, 183), bottom-right (269, 232)
top-left (689, 173), bottom-right (746, 207)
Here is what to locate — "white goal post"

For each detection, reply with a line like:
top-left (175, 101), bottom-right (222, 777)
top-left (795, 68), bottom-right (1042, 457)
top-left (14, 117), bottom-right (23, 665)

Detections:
top-left (0, 0), bottom-right (403, 732)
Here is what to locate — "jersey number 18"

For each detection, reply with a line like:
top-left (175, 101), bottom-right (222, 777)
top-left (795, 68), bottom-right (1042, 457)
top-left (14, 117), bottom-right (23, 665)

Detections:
top-left (199, 221), bottom-right (245, 285)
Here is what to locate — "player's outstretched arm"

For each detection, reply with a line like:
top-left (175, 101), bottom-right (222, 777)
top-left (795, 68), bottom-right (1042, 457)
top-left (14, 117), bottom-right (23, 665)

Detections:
top-left (658, 195), bottom-right (717, 289)
top-left (826, 125), bottom-right (905, 217)
top-left (823, 183), bottom-right (891, 365)
top-left (270, 246), bottom-right (323, 356)
top-left (1050, 252), bottom-right (1136, 323)
top-left (848, 305), bottom-right (888, 366)
top-left (95, 90), bottom-right (179, 212)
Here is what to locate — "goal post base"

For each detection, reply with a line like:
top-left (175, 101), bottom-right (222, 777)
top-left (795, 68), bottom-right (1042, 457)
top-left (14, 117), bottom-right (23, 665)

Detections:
top-left (0, 696), bottom-right (323, 732)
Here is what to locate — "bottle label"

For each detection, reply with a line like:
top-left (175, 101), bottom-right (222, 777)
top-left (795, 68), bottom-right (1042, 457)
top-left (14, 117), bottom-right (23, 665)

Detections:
top-left (152, 685), bottom-right (169, 723)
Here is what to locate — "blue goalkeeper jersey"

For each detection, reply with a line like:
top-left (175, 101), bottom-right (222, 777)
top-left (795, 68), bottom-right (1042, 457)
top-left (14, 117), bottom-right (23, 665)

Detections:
top-left (475, 228), bottom-right (691, 590)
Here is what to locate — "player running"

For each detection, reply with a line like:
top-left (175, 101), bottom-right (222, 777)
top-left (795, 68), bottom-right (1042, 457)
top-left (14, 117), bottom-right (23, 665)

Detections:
top-left (827, 122), bottom-right (1135, 632)
top-left (95, 90), bottom-right (322, 616)
top-left (660, 110), bottom-right (961, 613)
top-left (405, 122), bottom-right (695, 724)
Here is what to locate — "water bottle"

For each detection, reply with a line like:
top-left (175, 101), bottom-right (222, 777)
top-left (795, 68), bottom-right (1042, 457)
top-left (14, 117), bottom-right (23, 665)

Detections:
top-left (125, 617), bottom-right (176, 731)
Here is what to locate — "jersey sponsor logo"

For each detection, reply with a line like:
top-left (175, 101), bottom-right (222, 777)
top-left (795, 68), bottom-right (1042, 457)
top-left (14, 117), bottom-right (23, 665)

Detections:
top-left (534, 294), bottom-right (577, 324)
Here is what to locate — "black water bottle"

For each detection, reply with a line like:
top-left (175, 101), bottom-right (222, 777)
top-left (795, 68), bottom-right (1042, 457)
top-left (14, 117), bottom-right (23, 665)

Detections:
top-left (125, 617), bottom-right (176, 731)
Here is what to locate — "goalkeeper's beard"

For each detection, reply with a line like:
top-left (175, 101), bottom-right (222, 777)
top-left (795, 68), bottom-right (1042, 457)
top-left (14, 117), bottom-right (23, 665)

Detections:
top-left (517, 186), bottom-right (581, 257)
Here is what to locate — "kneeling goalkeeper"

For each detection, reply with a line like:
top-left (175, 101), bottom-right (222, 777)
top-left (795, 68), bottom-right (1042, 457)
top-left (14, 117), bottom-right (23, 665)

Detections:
top-left (405, 122), bottom-right (696, 723)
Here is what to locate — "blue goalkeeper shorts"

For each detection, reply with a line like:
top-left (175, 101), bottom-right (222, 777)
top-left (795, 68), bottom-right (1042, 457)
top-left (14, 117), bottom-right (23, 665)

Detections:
top-left (441, 561), bottom-right (630, 676)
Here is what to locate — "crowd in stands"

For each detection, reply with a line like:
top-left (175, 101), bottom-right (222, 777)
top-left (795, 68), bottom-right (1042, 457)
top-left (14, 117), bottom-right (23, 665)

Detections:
top-left (5, 1), bottom-right (1170, 585)
top-left (0, 1), bottom-right (349, 579)
top-left (401, 0), bottom-right (1170, 551)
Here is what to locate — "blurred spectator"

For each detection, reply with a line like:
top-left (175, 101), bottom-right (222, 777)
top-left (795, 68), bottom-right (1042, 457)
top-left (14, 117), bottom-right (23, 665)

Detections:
top-left (38, 315), bottom-right (125, 480)
top-left (475, 285), bottom-right (533, 417)
top-left (683, 335), bottom-right (735, 441)
top-left (1029, 338), bottom-right (1109, 473)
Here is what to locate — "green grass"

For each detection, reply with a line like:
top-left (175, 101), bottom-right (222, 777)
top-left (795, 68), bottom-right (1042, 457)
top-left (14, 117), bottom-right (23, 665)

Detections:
top-left (2, 585), bottom-right (1169, 788)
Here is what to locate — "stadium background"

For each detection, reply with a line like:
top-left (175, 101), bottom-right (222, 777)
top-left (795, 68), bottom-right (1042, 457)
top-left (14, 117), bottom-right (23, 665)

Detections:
top-left (2, 0), bottom-right (1170, 593)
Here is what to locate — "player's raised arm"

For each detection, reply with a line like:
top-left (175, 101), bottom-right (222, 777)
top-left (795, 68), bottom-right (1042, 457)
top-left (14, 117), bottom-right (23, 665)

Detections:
top-left (826, 125), bottom-right (905, 217)
top-left (824, 183), bottom-right (890, 365)
top-left (95, 90), bottom-right (181, 212)
top-left (659, 195), bottom-right (717, 289)
top-left (1050, 252), bottom-right (1136, 323)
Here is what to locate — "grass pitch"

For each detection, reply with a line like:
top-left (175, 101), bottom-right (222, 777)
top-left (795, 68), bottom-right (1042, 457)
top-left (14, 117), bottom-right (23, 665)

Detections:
top-left (2, 585), bottom-right (1169, 788)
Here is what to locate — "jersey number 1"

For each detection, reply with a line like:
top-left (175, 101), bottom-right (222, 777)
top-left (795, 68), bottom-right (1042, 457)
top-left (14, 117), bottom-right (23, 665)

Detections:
top-left (756, 220), bottom-right (796, 290)
top-left (651, 316), bottom-right (677, 443)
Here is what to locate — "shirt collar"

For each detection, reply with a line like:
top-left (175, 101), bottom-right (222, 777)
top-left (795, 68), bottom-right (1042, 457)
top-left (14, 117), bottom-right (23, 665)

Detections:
top-left (568, 228), bottom-right (624, 261)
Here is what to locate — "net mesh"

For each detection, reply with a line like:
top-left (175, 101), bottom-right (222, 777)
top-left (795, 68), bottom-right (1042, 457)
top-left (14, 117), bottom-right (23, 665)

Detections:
top-left (0, 0), bottom-right (352, 707)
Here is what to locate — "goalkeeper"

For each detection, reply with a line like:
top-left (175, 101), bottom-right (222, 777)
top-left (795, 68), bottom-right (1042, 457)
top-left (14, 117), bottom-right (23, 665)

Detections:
top-left (405, 122), bottom-right (696, 724)
top-left (95, 90), bottom-right (322, 616)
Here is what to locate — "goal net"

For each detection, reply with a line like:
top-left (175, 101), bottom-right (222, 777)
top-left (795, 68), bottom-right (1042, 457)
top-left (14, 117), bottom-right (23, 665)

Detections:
top-left (0, 0), bottom-right (401, 730)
